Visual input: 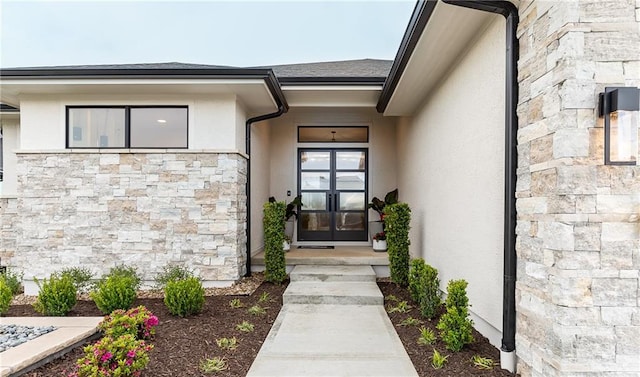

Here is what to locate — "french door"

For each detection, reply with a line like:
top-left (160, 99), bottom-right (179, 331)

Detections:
top-left (297, 149), bottom-right (368, 242)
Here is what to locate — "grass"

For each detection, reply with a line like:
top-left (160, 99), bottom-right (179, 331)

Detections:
top-left (199, 357), bottom-right (228, 373)
top-left (235, 321), bottom-right (255, 333)
top-left (387, 300), bottom-right (412, 313)
top-left (216, 337), bottom-right (238, 351)
top-left (248, 305), bottom-right (266, 316)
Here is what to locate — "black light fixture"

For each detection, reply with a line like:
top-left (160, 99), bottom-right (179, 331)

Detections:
top-left (599, 87), bottom-right (639, 165)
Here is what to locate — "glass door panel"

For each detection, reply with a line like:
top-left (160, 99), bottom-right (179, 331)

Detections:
top-left (298, 148), bottom-right (368, 242)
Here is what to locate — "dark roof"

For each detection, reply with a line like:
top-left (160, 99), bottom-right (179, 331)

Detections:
top-left (0, 104), bottom-right (19, 112)
top-left (2, 59), bottom-right (392, 84)
top-left (253, 59), bottom-right (392, 84)
top-left (2, 62), bottom-right (234, 70)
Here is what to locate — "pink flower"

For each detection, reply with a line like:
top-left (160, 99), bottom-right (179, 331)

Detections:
top-left (146, 316), bottom-right (159, 326)
top-left (126, 358), bottom-right (133, 366)
top-left (100, 351), bottom-right (112, 363)
top-left (127, 350), bottom-right (136, 358)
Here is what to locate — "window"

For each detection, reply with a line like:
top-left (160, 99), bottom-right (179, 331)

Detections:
top-left (67, 106), bottom-right (188, 148)
top-left (298, 126), bottom-right (368, 143)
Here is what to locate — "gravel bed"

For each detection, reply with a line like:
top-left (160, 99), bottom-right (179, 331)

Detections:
top-left (0, 324), bottom-right (57, 352)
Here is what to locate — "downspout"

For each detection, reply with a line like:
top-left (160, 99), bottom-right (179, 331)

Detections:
top-left (244, 105), bottom-right (286, 277)
top-left (441, 0), bottom-right (518, 372)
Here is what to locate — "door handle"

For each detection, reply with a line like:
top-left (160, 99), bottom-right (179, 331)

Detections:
top-left (328, 193), bottom-right (332, 211)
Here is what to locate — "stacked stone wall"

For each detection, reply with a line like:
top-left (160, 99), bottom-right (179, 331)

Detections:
top-left (7, 152), bottom-right (247, 283)
top-left (516, 0), bottom-right (640, 376)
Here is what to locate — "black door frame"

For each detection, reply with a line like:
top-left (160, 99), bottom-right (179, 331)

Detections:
top-left (297, 148), bottom-right (369, 242)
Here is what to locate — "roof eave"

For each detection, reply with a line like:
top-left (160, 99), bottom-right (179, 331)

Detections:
top-left (376, 0), bottom-right (438, 113)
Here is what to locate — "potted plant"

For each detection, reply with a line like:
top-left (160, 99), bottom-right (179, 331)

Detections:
top-left (283, 235), bottom-right (291, 252)
top-left (368, 189), bottom-right (398, 239)
top-left (372, 231), bottom-right (387, 251)
top-left (269, 195), bottom-right (304, 241)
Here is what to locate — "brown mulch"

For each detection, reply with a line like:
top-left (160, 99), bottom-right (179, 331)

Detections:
top-left (4, 275), bottom-right (516, 376)
top-left (379, 282), bottom-right (517, 377)
top-left (6, 278), bottom-right (288, 377)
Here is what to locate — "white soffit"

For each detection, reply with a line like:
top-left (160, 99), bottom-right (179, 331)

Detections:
top-left (282, 85), bottom-right (383, 107)
top-left (384, 2), bottom-right (496, 116)
top-left (0, 79), bottom-right (279, 113)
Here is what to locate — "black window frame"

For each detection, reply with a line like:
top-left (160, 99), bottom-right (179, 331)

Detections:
top-left (297, 126), bottom-right (369, 143)
top-left (66, 105), bottom-right (189, 149)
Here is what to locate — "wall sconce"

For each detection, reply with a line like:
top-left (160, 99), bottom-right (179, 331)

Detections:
top-left (599, 87), bottom-right (639, 165)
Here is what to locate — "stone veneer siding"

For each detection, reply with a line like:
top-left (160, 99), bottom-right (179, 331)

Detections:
top-left (5, 152), bottom-right (247, 285)
top-left (516, 0), bottom-right (640, 376)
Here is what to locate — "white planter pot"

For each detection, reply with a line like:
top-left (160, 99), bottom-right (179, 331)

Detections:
top-left (283, 240), bottom-right (291, 252)
top-left (372, 239), bottom-right (387, 252)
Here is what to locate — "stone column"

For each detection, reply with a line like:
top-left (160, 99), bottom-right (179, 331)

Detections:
top-left (515, 0), bottom-right (640, 376)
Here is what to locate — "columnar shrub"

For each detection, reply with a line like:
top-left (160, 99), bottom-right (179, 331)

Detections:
top-left (91, 273), bottom-right (138, 314)
top-left (33, 273), bottom-right (77, 316)
top-left (409, 259), bottom-right (442, 319)
top-left (99, 306), bottom-right (159, 340)
top-left (385, 203), bottom-right (411, 286)
top-left (408, 259), bottom-right (427, 303)
top-left (436, 279), bottom-right (474, 351)
top-left (164, 276), bottom-right (205, 317)
top-left (0, 279), bottom-right (12, 315)
top-left (263, 200), bottom-right (287, 283)
top-left (73, 334), bottom-right (153, 377)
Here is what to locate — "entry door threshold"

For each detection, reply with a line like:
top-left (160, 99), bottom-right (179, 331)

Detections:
top-left (297, 246), bottom-right (335, 249)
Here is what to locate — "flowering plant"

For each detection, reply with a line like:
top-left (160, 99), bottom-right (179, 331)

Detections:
top-left (373, 231), bottom-right (386, 241)
top-left (71, 334), bottom-right (153, 377)
top-left (98, 306), bottom-right (159, 340)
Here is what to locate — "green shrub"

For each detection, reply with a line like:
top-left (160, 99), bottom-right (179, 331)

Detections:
top-left (408, 259), bottom-right (426, 303)
top-left (0, 268), bottom-right (23, 296)
top-left (74, 334), bottom-right (153, 377)
top-left (164, 276), bottom-right (205, 317)
top-left (384, 203), bottom-right (411, 286)
top-left (90, 275), bottom-right (138, 314)
top-left (33, 273), bottom-right (77, 316)
top-left (263, 200), bottom-right (287, 283)
top-left (409, 259), bottom-right (442, 320)
top-left (436, 279), bottom-right (474, 351)
top-left (0, 279), bottom-right (12, 315)
top-left (60, 267), bottom-right (94, 293)
top-left (445, 279), bottom-right (469, 309)
top-left (154, 265), bottom-right (194, 289)
top-left (98, 306), bottom-right (159, 340)
top-left (107, 265), bottom-right (141, 290)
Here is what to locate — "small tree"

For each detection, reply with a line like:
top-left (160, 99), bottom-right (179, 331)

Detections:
top-left (385, 203), bottom-right (411, 286)
top-left (263, 200), bottom-right (287, 283)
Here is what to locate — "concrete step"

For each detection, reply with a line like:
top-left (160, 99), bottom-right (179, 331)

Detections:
top-left (290, 265), bottom-right (376, 282)
top-left (283, 281), bottom-right (383, 305)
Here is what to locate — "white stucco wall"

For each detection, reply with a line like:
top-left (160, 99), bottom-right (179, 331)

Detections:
top-left (250, 119), bottom-right (272, 255)
top-left (396, 17), bottom-right (506, 346)
top-left (267, 107), bottom-right (397, 244)
top-left (17, 94), bottom-right (245, 151)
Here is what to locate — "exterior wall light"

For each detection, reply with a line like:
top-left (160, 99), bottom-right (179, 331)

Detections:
top-left (599, 87), bottom-right (640, 165)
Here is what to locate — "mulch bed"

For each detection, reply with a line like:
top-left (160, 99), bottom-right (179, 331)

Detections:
top-left (5, 279), bottom-right (516, 376)
top-left (379, 282), bottom-right (516, 377)
top-left (5, 281), bottom-right (288, 377)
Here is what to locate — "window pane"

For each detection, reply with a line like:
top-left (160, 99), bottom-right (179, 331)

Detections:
top-left (336, 172), bottom-right (365, 190)
top-left (339, 192), bottom-right (365, 211)
top-left (336, 213), bottom-right (365, 230)
top-left (336, 151), bottom-right (365, 170)
top-left (301, 172), bottom-right (330, 190)
top-left (300, 151), bottom-right (330, 170)
top-left (130, 108), bottom-right (187, 148)
top-left (299, 127), bottom-right (368, 142)
top-left (301, 192), bottom-right (326, 210)
top-left (68, 108), bottom-right (125, 148)
top-left (301, 213), bottom-right (330, 231)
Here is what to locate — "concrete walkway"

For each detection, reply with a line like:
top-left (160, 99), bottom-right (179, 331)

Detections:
top-left (247, 265), bottom-right (418, 377)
